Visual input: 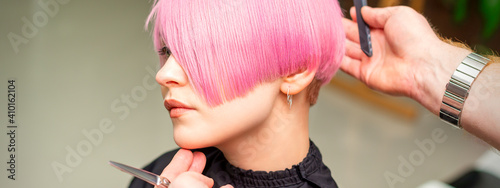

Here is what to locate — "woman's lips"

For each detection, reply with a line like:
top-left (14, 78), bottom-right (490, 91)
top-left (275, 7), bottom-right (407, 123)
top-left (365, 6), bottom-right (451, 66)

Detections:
top-left (164, 99), bottom-right (194, 118)
top-left (169, 107), bottom-right (193, 118)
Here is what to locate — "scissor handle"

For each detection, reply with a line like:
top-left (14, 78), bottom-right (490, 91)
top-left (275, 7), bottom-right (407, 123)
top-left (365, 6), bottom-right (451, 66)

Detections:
top-left (157, 176), bottom-right (171, 188)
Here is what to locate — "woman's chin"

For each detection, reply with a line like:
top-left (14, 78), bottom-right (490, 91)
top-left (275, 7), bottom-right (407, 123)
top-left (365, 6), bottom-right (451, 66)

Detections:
top-left (173, 133), bottom-right (216, 149)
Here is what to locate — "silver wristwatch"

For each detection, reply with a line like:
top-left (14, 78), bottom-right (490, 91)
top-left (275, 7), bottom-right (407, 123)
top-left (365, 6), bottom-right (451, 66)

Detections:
top-left (440, 53), bottom-right (490, 128)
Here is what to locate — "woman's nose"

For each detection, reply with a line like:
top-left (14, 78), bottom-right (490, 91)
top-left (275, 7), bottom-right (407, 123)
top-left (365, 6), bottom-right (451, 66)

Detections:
top-left (156, 56), bottom-right (189, 88)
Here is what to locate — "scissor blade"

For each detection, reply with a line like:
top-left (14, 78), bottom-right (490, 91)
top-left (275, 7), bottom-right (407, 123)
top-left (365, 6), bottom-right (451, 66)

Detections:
top-left (109, 161), bottom-right (159, 185)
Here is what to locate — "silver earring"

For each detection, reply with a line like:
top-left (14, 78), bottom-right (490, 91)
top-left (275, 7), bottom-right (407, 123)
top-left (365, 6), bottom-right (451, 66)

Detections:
top-left (287, 87), bottom-right (292, 109)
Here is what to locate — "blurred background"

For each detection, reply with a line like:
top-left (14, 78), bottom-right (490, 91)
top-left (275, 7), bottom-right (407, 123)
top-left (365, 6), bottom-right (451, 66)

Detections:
top-left (0, 0), bottom-right (499, 187)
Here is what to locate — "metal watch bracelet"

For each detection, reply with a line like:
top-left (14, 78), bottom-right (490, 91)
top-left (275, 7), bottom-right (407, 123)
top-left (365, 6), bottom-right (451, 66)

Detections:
top-left (440, 53), bottom-right (490, 129)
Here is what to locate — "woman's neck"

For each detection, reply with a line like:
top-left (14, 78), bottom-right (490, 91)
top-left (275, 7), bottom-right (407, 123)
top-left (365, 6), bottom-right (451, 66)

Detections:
top-left (216, 97), bottom-right (311, 172)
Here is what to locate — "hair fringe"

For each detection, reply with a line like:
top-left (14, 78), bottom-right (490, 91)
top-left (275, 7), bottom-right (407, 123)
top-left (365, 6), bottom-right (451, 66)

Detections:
top-left (147, 0), bottom-right (345, 106)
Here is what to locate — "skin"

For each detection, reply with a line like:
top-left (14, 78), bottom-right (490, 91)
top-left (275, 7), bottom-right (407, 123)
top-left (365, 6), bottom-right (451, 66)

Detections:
top-left (156, 149), bottom-right (216, 188)
top-left (155, 52), bottom-right (317, 187)
top-left (342, 6), bottom-right (500, 150)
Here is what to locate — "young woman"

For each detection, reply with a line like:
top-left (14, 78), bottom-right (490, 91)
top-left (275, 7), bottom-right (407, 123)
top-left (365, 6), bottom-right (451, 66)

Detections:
top-left (130, 0), bottom-right (344, 187)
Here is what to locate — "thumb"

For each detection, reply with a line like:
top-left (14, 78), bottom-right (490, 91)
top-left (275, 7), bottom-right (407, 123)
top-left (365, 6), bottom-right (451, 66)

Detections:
top-left (360, 6), bottom-right (397, 29)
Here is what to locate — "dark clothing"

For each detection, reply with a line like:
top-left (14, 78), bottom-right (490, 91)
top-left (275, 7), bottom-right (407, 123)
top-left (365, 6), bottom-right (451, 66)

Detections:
top-left (129, 140), bottom-right (338, 188)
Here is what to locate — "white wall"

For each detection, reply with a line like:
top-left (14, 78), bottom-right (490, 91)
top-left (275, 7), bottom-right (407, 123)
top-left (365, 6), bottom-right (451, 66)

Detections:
top-left (1, 1), bottom-right (497, 188)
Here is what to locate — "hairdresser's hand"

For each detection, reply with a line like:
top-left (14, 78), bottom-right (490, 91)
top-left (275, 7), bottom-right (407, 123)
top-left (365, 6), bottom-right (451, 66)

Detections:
top-left (341, 6), bottom-right (471, 114)
top-left (157, 149), bottom-right (212, 188)
top-left (158, 149), bottom-right (234, 188)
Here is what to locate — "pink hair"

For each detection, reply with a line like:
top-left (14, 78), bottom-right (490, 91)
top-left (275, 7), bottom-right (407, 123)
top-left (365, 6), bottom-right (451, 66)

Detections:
top-left (147, 0), bottom-right (344, 106)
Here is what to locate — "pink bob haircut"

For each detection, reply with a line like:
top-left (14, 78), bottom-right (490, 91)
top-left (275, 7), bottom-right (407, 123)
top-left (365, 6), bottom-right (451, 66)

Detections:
top-left (147, 0), bottom-right (345, 106)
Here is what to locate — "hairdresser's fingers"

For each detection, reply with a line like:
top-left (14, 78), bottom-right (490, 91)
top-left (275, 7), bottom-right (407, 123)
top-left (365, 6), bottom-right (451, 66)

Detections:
top-left (340, 56), bottom-right (362, 80)
top-left (160, 149), bottom-right (194, 181)
top-left (349, 6), bottom-right (357, 23)
top-left (345, 40), bottom-right (364, 60)
top-left (169, 171), bottom-right (214, 188)
top-left (342, 18), bottom-right (360, 43)
top-left (188, 151), bottom-right (207, 173)
top-left (221, 184), bottom-right (235, 188)
top-left (360, 6), bottom-right (398, 29)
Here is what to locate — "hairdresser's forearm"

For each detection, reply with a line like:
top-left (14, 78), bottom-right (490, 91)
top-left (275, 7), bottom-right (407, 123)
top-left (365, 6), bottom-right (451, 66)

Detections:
top-left (461, 61), bottom-right (500, 150)
top-left (416, 42), bottom-right (500, 150)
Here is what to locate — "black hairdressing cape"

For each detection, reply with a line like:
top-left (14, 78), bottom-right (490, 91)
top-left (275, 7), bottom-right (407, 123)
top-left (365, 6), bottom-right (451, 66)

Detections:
top-left (129, 140), bottom-right (338, 188)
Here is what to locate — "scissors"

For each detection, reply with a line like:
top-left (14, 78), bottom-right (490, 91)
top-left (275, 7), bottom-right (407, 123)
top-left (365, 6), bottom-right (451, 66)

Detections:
top-left (109, 161), bottom-right (171, 188)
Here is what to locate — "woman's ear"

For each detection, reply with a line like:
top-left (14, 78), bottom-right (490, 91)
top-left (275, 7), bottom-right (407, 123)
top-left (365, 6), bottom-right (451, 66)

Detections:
top-left (280, 67), bottom-right (317, 95)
